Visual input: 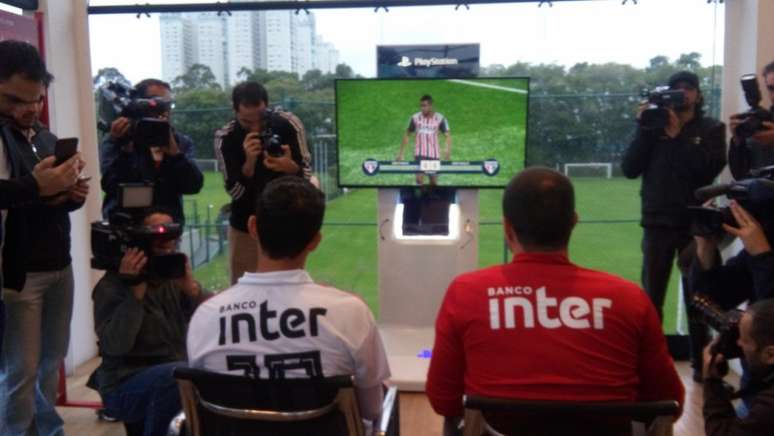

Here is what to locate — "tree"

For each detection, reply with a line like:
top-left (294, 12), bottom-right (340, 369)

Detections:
top-left (481, 54), bottom-right (723, 169)
top-left (676, 52), bottom-right (702, 70)
top-left (93, 67), bottom-right (128, 88)
top-left (172, 64), bottom-right (221, 92)
top-left (334, 64), bottom-right (354, 79)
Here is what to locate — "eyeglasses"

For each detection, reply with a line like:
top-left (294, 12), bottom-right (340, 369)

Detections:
top-left (0, 92), bottom-right (44, 108)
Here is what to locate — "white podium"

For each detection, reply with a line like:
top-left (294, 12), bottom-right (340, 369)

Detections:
top-left (377, 189), bottom-right (479, 391)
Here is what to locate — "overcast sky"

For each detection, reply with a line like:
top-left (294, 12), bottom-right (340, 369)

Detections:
top-left (15, 0), bottom-right (727, 84)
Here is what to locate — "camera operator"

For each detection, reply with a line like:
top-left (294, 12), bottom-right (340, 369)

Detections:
top-left (691, 200), bottom-right (774, 316)
top-left (215, 81), bottom-right (312, 284)
top-left (87, 208), bottom-right (210, 436)
top-left (100, 79), bottom-right (203, 224)
top-left (622, 70), bottom-right (727, 380)
top-left (728, 61), bottom-right (774, 180)
top-left (702, 299), bottom-right (774, 435)
top-left (0, 39), bottom-right (87, 435)
top-left (691, 199), bottom-right (774, 416)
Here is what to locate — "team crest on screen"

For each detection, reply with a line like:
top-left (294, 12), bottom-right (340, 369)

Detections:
top-left (362, 159), bottom-right (380, 176)
top-left (483, 159), bottom-right (500, 176)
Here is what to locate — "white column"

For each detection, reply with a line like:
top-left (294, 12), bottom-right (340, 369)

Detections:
top-left (721, 0), bottom-right (774, 157)
top-left (37, 0), bottom-right (102, 373)
top-left (718, 0), bottom-right (774, 375)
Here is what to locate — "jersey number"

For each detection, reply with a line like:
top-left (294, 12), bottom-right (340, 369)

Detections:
top-left (226, 351), bottom-right (323, 379)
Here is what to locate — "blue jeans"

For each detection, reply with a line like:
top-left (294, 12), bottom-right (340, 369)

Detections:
top-left (102, 361), bottom-right (185, 436)
top-left (0, 266), bottom-right (74, 436)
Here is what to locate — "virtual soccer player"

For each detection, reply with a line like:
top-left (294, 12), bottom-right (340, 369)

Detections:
top-left (397, 94), bottom-right (452, 185)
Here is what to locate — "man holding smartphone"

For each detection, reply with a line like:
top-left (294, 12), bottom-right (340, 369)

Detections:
top-left (215, 81), bottom-right (312, 284)
top-left (0, 40), bottom-right (87, 436)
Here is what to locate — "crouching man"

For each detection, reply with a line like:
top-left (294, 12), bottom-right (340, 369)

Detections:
top-left (88, 209), bottom-right (210, 436)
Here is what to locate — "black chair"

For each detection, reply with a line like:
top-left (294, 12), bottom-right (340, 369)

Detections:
top-left (169, 367), bottom-right (399, 436)
top-left (453, 395), bottom-right (679, 436)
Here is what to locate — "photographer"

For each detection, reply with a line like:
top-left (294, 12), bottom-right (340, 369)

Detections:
top-left (728, 61), bottom-right (774, 180)
top-left (215, 81), bottom-right (312, 284)
top-left (702, 299), bottom-right (774, 435)
top-left (621, 70), bottom-right (727, 380)
top-left (100, 79), bottom-right (203, 224)
top-left (691, 200), bottom-right (774, 314)
top-left (87, 208), bottom-right (210, 436)
top-left (0, 39), bottom-right (87, 435)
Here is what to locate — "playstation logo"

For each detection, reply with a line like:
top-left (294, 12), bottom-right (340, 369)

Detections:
top-left (397, 56), bottom-right (412, 67)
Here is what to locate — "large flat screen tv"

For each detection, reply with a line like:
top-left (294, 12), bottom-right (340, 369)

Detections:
top-left (336, 77), bottom-right (528, 188)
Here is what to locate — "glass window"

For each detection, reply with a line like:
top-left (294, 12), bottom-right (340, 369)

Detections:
top-left (89, 0), bottom-right (724, 332)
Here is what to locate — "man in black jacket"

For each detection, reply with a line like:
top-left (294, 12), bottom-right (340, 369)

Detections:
top-left (621, 70), bottom-right (727, 380)
top-left (87, 209), bottom-right (209, 436)
top-left (215, 81), bottom-right (312, 284)
top-left (727, 61), bottom-right (774, 180)
top-left (702, 298), bottom-right (774, 436)
top-left (0, 39), bottom-right (85, 436)
top-left (100, 78), bottom-right (203, 224)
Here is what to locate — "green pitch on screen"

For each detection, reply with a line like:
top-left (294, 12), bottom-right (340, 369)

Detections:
top-left (336, 78), bottom-right (528, 187)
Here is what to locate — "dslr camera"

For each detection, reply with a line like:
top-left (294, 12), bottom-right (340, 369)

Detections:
top-left (91, 184), bottom-right (186, 281)
top-left (639, 86), bottom-right (686, 131)
top-left (691, 294), bottom-right (743, 376)
top-left (689, 166), bottom-right (774, 237)
top-left (97, 80), bottom-right (172, 150)
top-left (258, 108), bottom-right (285, 157)
top-left (734, 74), bottom-right (774, 138)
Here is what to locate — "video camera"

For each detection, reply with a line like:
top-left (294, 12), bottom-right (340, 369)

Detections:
top-left (689, 166), bottom-right (774, 237)
top-left (259, 108), bottom-right (285, 157)
top-left (691, 294), bottom-right (743, 375)
top-left (734, 74), bottom-right (773, 138)
top-left (91, 184), bottom-right (186, 281)
top-left (96, 80), bottom-right (172, 150)
top-left (639, 86), bottom-right (686, 131)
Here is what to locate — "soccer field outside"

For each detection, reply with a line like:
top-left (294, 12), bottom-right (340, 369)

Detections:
top-left (191, 173), bottom-right (682, 334)
top-left (336, 78), bottom-right (528, 187)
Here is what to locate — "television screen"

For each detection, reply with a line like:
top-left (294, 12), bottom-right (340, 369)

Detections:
top-left (336, 77), bottom-right (528, 188)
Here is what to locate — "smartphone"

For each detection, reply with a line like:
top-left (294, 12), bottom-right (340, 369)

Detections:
top-left (54, 137), bottom-right (78, 166)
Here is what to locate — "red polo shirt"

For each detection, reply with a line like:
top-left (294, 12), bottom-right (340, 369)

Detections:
top-left (426, 252), bottom-right (684, 418)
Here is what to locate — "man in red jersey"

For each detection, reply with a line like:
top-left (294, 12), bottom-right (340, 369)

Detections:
top-left (426, 167), bottom-right (684, 425)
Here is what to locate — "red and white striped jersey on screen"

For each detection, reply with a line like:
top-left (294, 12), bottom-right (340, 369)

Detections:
top-left (407, 112), bottom-right (449, 159)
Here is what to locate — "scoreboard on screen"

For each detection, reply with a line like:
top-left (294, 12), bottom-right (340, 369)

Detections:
top-left (362, 158), bottom-right (501, 177)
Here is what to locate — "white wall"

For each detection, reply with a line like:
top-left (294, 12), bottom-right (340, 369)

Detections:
top-left (37, 0), bottom-right (102, 374)
top-left (722, 0), bottom-right (774, 170)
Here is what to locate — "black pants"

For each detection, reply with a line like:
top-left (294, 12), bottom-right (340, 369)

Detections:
top-left (641, 226), bottom-right (708, 371)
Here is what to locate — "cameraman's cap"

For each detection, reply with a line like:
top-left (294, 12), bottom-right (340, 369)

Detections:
top-left (668, 71), bottom-right (700, 90)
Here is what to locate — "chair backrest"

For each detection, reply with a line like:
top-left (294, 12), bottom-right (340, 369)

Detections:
top-left (461, 395), bottom-right (679, 436)
top-left (174, 367), bottom-right (365, 436)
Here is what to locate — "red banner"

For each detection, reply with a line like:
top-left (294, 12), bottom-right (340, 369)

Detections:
top-left (0, 8), bottom-right (38, 47)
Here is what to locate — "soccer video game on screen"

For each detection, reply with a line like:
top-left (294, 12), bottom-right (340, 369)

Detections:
top-left (335, 77), bottom-right (529, 188)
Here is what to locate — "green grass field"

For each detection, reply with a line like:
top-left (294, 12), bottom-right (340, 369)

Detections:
top-left (189, 173), bottom-right (682, 334)
top-left (336, 79), bottom-right (528, 187)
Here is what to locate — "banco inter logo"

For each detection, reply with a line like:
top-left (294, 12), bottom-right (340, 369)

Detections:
top-left (488, 286), bottom-right (612, 330)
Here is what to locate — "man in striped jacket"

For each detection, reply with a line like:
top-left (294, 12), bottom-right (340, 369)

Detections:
top-left (397, 94), bottom-right (452, 186)
top-left (214, 81), bottom-right (312, 284)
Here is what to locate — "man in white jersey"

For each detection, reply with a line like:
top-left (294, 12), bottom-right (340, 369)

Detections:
top-left (397, 94), bottom-right (452, 186)
top-left (187, 176), bottom-right (390, 421)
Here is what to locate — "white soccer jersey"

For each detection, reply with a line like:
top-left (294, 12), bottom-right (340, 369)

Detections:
top-left (187, 270), bottom-right (391, 413)
top-left (408, 112), bottom-right (449, 159)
